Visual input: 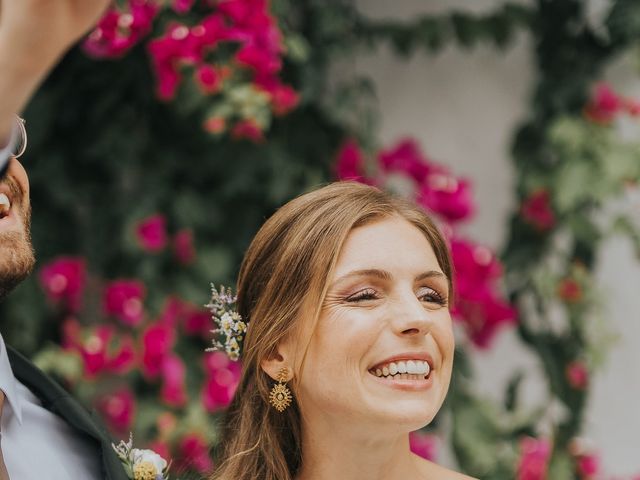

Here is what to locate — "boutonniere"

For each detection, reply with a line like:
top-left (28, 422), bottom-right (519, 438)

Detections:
top-left (112, 434), bottom-right (171, 480)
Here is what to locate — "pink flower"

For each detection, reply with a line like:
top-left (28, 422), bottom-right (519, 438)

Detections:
top-left (161, 354), bottom-right (188, 407)
top-left (38, 256), bottom-right (86, 313)
top-left (566, 361), bottom-right (589, 390)
top-left (576, 453), bottom-right (600, 478)
top-left (203, 117), bottom-right (226, 134)
top-left (453, 287), bottom-right (517, 348)
top-left (83, 0), bottom-right (159, 58)
top-left (64, 323), bottom-right (136, 378)
top-left (97, 388), bottom-right (136, 433)
top-left (195, 64), bottom-right (222, 94)
top-left (378, 139), bottom-right (431, 183)
top-left (172, 0), bottom-right (196, 14)
top-left (135, 214), bottom-right (168, 252)
top-left (450, 237), bottom-right (516, 348)
top-left (450, 238), bottom-right (502, 284)
top-left (202, 352), bottom-right (241, 411)
top-left (269, 83), bottom-right (300, 116)
top-left (625, 98), bottom-right (640, 117)
top-left (409, 432), bottom-right (437, 461)
top-left (235, 44), bottom-right (281, 76)
top-left (177, 433), bottom-right (214, 474)
top-left (557, 278), bottom-right (582, 303)
top-left (418, 174), bottom-right (475, 223)
top-left (521, 190), bottom-right (555, 232)
top-left (183, 305), bottom-right (211, 337)
top-left (142, 322), bottom-right (175, 378)
top-left (174, 229), bottom-right (196, 265)
top-left (335, 140), bottom-right (368, 182)
top-left (516, 437), bottom-right (551, 480)
top-left (255, 77), bottom-right (300, 116)
top-left (104, 280), bottom-right (146, 326)
top-left (584, 83), bottom-right (621, 124)
top-left (231, 119), bottom-right (264, 142)
top-left (157, 296), bottom-right (186, 327)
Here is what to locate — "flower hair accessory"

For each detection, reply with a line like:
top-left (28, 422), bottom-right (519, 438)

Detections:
top-left (112, 434), bottom-right (170, 480)
top-left (206, 284), bottom-right (247, 361)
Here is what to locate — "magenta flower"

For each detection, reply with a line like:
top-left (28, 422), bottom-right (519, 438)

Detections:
top-left (202, 352), bottom-right (241, 411)
top-left (177, 433), bottom-right (214, 474)
top-left (103, 280), bottom-right (146, 326)
top-left (231, 119), bottom-right (264, 142)
top-left (64, 323), bottom-right (136, 378)
top-left (195, 64), bottom-right (222, 94)
top-left (142, 322), bottom-right (175, 378)
top-left (83, 0), bottom-right (159, 58)
top-left (409, 432), bottom-right (437, 461)
top-left (557, 278), bottom-right (582, 303)
top-left (174, 228), bottom-right (196, 265)
top-left (157, 296), bottom-right (186, 327)
top-left (516, 437), bottom-right (551, 480)
top-left (203, 116), bottom-right (227, 134)
top-left (182, 305), bottom-right (211, 337)
top-left (160, 354), bottom-right (188, 407)
top-left (584, 83), bottom-right (621, 124)
top-left (38, 256), bottom-right (86, 313)
top-left (335, 139), bottom-right (368, 183)
top-left (453, 286), bottom-right (517, 348)
top-left (135, 214), bottom-right (168, 252)
top-left (236, 43), bottom-right (281, 75)
top-left (450, 237), bottom-right (516, 348)
top-left (576, 453), bottom-right (600, 478)
top-left (255, 76), bottom-right (300, 116)
top-left (418, 174), bottom-right (475, 222)
top-left (378, 139), bottom-right (431, 183)
top-left (566, 361), bottom-right (589, 390)
top-left (521, 189), bottom-right (555, 232)
top-left (450, 238), bottom-right (502, 284)
top-left (97, 388), bottom-right (136, 433)
top-left (172, 0), bottom-right (196, 14)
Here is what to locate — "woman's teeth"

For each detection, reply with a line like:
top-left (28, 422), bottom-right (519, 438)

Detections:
top-left (372, 360), bottom-right (431, 379)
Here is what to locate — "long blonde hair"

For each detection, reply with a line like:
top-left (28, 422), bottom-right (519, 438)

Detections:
top-left (210, 182), bottom-right (452, 480)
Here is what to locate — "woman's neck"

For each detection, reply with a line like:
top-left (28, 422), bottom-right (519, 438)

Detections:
top-left (295, 415), bottom-right (422, 480)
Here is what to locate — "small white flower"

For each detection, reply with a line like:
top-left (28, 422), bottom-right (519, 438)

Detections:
top-left (131, 448), bottom-right (168, 473)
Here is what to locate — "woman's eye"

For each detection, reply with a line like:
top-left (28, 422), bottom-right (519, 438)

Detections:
top-left (346, 288), bottom-right (378, 302)
top-left (418, 287), bottom-right (447, 305)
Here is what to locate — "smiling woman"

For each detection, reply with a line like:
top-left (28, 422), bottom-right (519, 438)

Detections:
top-left (210, 181), bottom-right (475, 480)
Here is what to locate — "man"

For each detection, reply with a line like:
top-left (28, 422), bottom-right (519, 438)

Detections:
top-left (0, 1), bottom-right (128, 478)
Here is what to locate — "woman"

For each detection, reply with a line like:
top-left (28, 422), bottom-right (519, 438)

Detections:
top-left (211, 182), bottom-right (475, 480)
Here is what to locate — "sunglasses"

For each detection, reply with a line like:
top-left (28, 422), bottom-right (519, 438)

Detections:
top-left (0, 117), bottom-right (27, 179)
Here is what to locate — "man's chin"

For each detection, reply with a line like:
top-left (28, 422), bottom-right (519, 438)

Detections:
top-left (0, 232), bottom-right (35, 300)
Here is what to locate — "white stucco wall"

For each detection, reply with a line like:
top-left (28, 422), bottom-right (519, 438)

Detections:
top-left (353, 0), bottom-right (640, 475)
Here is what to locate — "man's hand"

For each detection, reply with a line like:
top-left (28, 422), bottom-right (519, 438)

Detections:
top-left (0, 0), bottom-right (111, 144)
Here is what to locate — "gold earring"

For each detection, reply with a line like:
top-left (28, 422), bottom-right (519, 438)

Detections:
top-left (269, 367), bottom-right (293, 412)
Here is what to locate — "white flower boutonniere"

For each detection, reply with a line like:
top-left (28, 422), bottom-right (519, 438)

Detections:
top-left (113, 434), bottom-right (170, 480)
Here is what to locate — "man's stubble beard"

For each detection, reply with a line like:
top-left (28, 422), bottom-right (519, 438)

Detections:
top-left (0, 201), bottom-right (35, 301)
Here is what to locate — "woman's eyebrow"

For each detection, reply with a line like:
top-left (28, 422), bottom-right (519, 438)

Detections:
top-left (330, 269), bottom-right (392, 288)
top-left (330, 269), bottom-right (448, 289)
top-left (415, 271), bottom-right (448, 282)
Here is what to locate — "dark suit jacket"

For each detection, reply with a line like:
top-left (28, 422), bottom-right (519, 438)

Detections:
top-left (7, 346), bottom-right (128, 480)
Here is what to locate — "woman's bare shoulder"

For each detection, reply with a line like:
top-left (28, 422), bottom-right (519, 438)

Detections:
top-left (414, 454), bottom-right (478, 480)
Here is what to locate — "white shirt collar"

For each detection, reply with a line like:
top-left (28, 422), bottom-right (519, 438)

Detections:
top-left (0, 333), bottom-right (23, 424)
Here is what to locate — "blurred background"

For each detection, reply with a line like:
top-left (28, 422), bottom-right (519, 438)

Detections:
top-left (1, 0), bottom-right (640, 478)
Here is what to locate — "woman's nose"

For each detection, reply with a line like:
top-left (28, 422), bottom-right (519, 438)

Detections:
top-left (390, 294), bottom-right (433, 337)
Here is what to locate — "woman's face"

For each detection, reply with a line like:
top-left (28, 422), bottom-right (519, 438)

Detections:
top-left (295, 216), bottom-right (454, 433)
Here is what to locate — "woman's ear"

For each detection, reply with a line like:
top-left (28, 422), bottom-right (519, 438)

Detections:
top-left (260, 339), bottom-right (295, 382)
